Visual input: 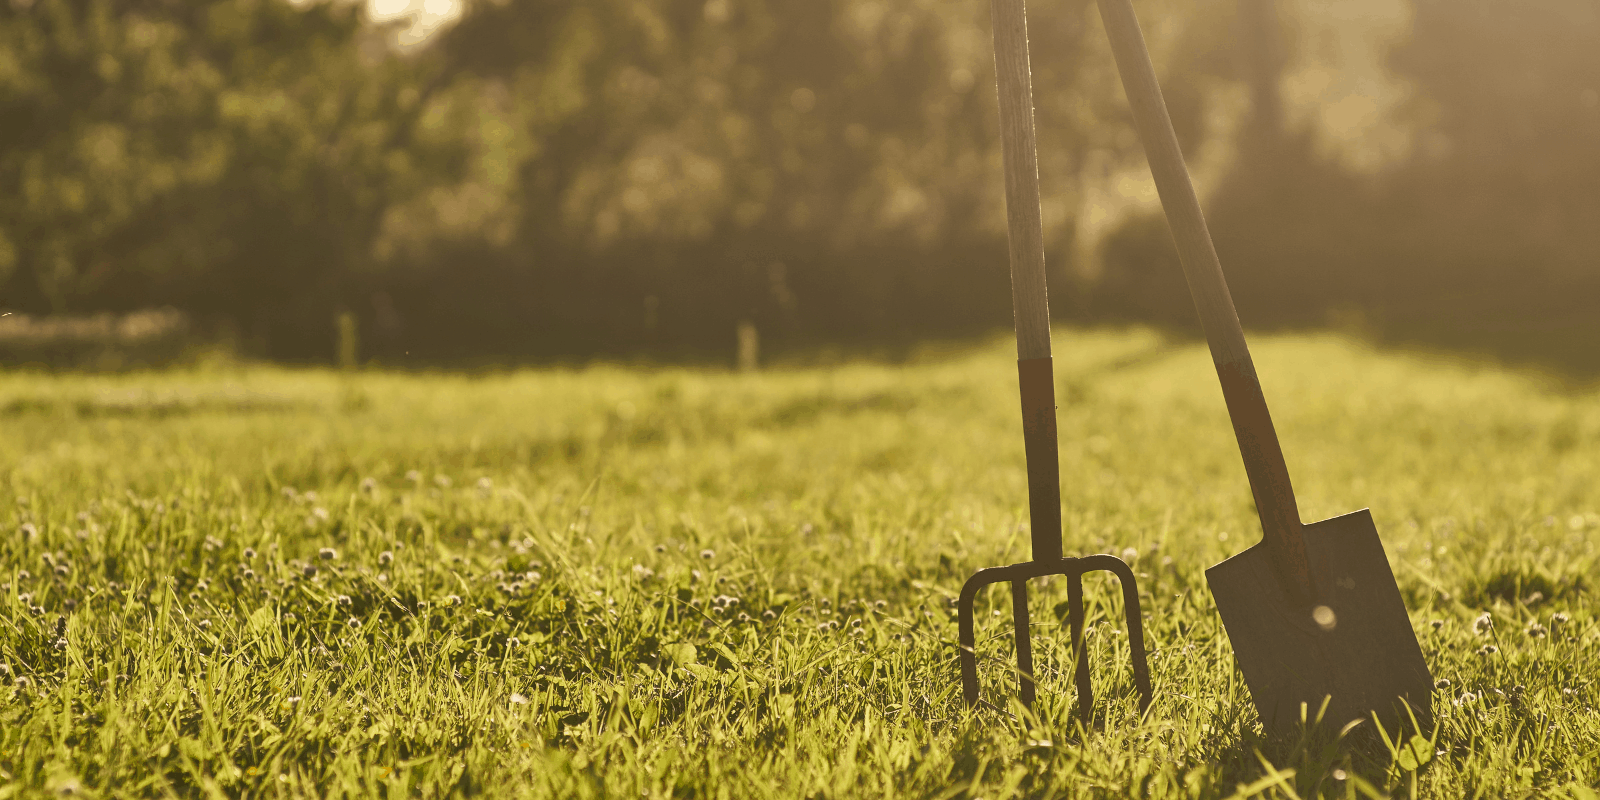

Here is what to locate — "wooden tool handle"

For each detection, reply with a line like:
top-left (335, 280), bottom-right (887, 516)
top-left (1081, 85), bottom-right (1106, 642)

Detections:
top-left (990, 0), bottom-right (1064, 563)
top-left (989, 0), bottom-right (1051, 361)
top-left (1095, 0), bottom-right (1315, 603)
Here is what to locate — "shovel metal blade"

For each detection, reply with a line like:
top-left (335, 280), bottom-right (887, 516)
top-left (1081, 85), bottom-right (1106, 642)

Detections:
top-left (1207, 509), bottom-right (1432, 738)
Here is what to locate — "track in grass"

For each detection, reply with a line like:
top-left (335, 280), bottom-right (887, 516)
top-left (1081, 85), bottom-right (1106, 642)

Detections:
top-left (0, 329), bottom-right (1596, 797)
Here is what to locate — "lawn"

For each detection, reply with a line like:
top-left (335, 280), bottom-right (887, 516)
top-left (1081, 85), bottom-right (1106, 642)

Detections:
top-left (0, 329), bottom-right (1596, 798)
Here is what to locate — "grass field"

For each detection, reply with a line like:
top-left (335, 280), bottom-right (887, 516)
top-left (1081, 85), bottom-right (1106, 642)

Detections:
top-left (0, 329), bottom-right (1597, 798)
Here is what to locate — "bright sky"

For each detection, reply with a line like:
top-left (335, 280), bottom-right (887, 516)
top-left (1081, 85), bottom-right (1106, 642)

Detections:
top-left (367, 0), bottom-right (462, 45)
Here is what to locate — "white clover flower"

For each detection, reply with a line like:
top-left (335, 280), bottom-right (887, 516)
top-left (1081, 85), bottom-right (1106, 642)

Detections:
top-left (1472, 612), bottom-right (1493, 635)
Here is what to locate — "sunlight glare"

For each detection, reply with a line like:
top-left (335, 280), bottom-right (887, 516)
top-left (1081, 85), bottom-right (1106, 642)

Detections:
top-left (371, 0), bottom-right (411, 17)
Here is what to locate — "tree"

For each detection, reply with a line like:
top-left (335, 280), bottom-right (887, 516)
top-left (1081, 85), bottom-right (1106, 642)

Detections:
top-left (0, 0), bottom-right (466, 357)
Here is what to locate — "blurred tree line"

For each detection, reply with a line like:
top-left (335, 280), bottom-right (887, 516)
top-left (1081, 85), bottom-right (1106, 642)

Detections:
top-left (1, 0), bottom-right (1596, 365)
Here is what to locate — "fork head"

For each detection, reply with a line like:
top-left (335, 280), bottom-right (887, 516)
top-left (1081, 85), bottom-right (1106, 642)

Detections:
top-left (957, 554), bottom-right (1152, 721)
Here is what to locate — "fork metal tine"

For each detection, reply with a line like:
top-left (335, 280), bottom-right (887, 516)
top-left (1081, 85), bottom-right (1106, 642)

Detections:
top-left (1011, 579), bottom-right (1036, 707)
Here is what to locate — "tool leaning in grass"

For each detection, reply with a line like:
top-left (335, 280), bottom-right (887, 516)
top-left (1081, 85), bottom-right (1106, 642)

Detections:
top-left (1094, 0), bottom-right (1432, 737)
top-left (955, 0), bottom-right (1152, 721)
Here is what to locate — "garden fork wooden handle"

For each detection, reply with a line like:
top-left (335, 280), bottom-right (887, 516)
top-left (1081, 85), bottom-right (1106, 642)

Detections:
top-left (990, 0), bottom-right (1063, 562)
top-left (1095, 0), bottom-right (1314, 604)
top-left (990, 0), bottom-right (1051, 362)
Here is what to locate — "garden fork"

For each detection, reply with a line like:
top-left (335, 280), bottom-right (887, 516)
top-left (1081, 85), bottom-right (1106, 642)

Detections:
top-left (956, 0), bottom-right (1152, 720)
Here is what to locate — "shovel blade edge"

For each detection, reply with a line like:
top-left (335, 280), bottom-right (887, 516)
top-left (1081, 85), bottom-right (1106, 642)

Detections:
top-left (1207, 509), bottom-right (1433, 738)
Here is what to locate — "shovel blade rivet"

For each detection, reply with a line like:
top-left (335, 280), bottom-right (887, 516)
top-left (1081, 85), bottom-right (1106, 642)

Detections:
top-left (1313, 605), bottom-right (1337, 631)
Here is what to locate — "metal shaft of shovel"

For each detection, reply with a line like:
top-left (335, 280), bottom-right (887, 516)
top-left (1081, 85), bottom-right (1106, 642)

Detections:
top-left (1094, 0), bottom-right (1432, 737)
top-left (954, 0), bottom-right (1151, 723)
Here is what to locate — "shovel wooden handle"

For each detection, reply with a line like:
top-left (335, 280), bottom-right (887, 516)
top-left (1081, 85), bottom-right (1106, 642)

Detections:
top-left (1095, 0), bottom-right (1315, 603)
top-left (989, 0), bottom-right (1064, 563)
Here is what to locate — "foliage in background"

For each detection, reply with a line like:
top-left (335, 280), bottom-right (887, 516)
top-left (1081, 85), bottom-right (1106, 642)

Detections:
top-left (1101, 0), bottom-right (1600, 367)
top-left (0, 0), bottom-right (467, 357)
top-left (0, 0), bottom-right (1596, 365)
top-left (0, 308), bottom-right (188, 369)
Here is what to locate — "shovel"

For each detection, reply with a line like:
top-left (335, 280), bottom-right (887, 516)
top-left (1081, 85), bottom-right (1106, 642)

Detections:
top-left (955, 0), bottom-right (1152, 721)
top-left (1093, 0), bottom-right (1432, 737)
